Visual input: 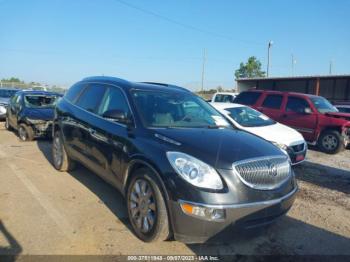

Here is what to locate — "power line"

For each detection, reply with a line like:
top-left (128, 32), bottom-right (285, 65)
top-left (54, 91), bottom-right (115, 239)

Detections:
top-left (113, 0), bottom-right (264, 46)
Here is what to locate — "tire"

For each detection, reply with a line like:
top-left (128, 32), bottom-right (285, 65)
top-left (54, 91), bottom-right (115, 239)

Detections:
top-left (5, 117), bottom-right (13, 131)
top-left (126, 168), bottom-right (170, 242)
top-left (318, 130), bottom-right (344, 154)
top-left (18, 124), bottom-right (34, 141)
top-left (52, 131), bottom-right (76, 172)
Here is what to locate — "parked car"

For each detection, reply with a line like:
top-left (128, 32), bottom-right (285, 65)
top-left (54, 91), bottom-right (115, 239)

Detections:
top-left (211, 102), bottom-right (307, 165)
top-left (52, 76), bottom-right (297, 243)
top-left (5, 90), bottom-right (61, 141)
top-left (0, 88), bottom-right (20, 119)
top-left (211, 92), bottom-right (238, 103)
top-left (234, 90), bottom-right (350, 154)
top-left (335, 105), bottom-right (350, 114)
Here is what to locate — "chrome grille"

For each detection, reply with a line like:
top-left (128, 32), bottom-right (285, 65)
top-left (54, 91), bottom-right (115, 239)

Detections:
top-left (291, 143), bottom-right (305, 153)
top-left (232, 156), bottom-right (291, 190)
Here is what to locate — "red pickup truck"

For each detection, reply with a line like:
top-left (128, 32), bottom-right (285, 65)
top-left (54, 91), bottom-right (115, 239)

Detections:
top-left (234, 90), bottom-right (350, 154)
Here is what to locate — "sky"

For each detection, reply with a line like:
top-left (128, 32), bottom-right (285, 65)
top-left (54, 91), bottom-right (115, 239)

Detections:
top-left (0, 0), bottom-right (349, 90)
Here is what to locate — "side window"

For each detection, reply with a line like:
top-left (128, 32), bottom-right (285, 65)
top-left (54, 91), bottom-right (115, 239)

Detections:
top-left (98, 87), bottom-right (130, 116)
top-left (234, 92), bottom-right (262, 105)
top-left (64, 83), bottom-right (86, 103)
top-left (214, 94), bottom-right (234, 103)
top-left (262, 95), bottom-right (283, 109)
top-left (286, 97), bottom-right (310, 113)
top-left (75, 84), bottom-right (107, 113)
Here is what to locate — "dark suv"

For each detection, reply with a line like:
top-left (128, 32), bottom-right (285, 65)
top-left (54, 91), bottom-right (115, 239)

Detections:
top-left (5, 90), bottom-right (61, 141)
top-left (52, 76), bottom-right (297, 243)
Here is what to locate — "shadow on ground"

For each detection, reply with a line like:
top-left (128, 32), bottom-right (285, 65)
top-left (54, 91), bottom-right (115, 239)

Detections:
top-left (293, 161), bottom-right (350, 194)
top-left (186, 215), bottom-right (350, 256)
top-left (0, 220), bottom-right (22, 261)
top-left (36, 140), bottom-right (132, 231)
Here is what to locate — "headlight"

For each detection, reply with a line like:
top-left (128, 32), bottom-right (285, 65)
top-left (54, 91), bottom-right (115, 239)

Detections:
top-left (0, 105), bottom-right (6, 114)
top-left (166, 151), bottom-right (223, 190)
top-left (272, 142), bottom-right (290, 157)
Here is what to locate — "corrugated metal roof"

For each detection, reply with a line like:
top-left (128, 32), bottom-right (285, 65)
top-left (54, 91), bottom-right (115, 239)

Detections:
top-left (237, 74), bottom-right (350, 81)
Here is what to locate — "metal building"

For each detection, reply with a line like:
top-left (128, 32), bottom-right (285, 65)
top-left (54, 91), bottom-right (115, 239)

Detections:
top-left (237, 75), bottom-right (350, 103)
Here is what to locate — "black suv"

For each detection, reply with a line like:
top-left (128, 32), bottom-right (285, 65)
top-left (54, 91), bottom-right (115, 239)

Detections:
top-left (5, 90), bottom-right (61, 141)
top-left (52, 76), bottom-right (297, 243)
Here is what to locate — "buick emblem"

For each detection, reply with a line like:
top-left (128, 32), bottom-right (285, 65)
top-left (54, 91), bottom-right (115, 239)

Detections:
top-left (268, 162), bottom-right (278, 177)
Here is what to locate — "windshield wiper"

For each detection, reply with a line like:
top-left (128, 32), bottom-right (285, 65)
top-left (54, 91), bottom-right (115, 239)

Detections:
top-left (206, 125), bottom-right (230, 129)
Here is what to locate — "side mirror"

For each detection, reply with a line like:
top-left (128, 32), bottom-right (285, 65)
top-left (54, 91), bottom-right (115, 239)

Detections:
top-left (304, 107), bottom-right (312, 114)
top-left (102, 109), bottom-right (131, 125)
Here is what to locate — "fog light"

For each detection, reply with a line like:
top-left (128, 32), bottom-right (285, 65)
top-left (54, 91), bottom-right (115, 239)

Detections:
top-left (180, 202), bottom-right (225, 221)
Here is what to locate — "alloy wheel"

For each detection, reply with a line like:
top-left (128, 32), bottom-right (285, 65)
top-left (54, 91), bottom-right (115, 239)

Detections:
top-left (18, 126), bottom-right (27, 141)
top-left (322, 134), bottom-right (338, 150)
top-left (53, 135), bottom-right (63, 168)
top-left (129, 179), bottom-right (157, 233)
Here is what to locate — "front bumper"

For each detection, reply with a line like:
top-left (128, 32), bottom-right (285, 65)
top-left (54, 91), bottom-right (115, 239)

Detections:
top-left (170, 186), bottom-right (298, 243)
top-left (31, 121), bottom-right (53, 137)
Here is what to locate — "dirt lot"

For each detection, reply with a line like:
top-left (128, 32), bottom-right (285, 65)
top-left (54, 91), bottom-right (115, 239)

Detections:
top-left (0, 122), bottom-right (349, 257)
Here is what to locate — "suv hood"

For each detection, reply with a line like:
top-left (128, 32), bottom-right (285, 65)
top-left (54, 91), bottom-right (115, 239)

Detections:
top-left (243, 122), bottom-right (305, 146)
top-left (154, 128), bottom-right (285, 170)
top-left (23, 108), bottom-right (54, 121)
top-left (325, 112), bottom-right (350, 121)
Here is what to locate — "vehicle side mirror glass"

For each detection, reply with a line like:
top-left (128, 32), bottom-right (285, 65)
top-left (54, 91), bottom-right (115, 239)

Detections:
top-left (304, 107), bottom-right (312, 114)
top-left (102, 109), bottom-right (131, 125)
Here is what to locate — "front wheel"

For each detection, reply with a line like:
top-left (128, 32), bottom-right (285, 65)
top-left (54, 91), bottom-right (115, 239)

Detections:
top-left (18, 124), bottom-right (34, 141)
top-left (127, 168), bottom-right (170, 242)
top-left (52, 131), bottom-right (76, 171)
top-left (318, 130), bottom-right (344, 154)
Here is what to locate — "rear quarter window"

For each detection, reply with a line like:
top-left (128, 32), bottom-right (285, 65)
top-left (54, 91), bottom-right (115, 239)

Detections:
top-left (262, 94), bottom-right (283, 109)
top-left (234, 92), bottom-right (262, 105)
top-left (64, 83), bottom-right (86, 103)
top-left (75, 84), bottom-right (107, 113)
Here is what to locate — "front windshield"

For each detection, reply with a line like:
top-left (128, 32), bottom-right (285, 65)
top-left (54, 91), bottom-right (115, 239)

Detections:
top-left (225, 106), bottom-right (276, 127)
top-left (310, 97), bottom-right (338, 113)
top-left (0, 89), bottom-right (17, 98)
top-left (131, 90), bottom-right (230, 128)
top-left (24, 95), bottom-right (59, 108)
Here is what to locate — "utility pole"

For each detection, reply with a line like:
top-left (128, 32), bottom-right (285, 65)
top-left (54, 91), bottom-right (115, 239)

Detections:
top-left (267, 41), bottom-right (273, 77)
top-left (329, 60), bottom-right (333, 75)
top-left (291, 54), bottom-right (296, 76)
top-left (201, 48), bottom-right (206, 91)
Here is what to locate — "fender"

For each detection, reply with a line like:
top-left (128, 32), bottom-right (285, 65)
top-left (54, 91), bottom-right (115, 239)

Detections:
top-left (123, 156), bottom-right (171, 201)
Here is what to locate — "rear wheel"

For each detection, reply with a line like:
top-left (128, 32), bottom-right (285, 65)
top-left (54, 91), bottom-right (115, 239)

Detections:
top-left (18, 124), bottom-right (34, 141)
top-left (318, 130), bottom-right (344, 154)
top-left (127, 168), bottom-right (170, 242)
top-left (52, 131), bottom-right (76, 171)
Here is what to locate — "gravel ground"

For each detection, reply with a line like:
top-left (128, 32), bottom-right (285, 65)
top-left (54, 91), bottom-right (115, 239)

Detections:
top-left (0, 122), bottom-right (349, 257)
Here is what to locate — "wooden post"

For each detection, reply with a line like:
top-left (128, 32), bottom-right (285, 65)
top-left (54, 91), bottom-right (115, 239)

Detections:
top-left (315, 78), bottom-right (320, 96)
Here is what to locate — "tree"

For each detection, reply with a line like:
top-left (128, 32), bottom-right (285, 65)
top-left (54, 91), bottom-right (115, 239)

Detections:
top-left (1, 77), bottom-right (22, 83)
top-left (234, 56), bottom-right (266, 79)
